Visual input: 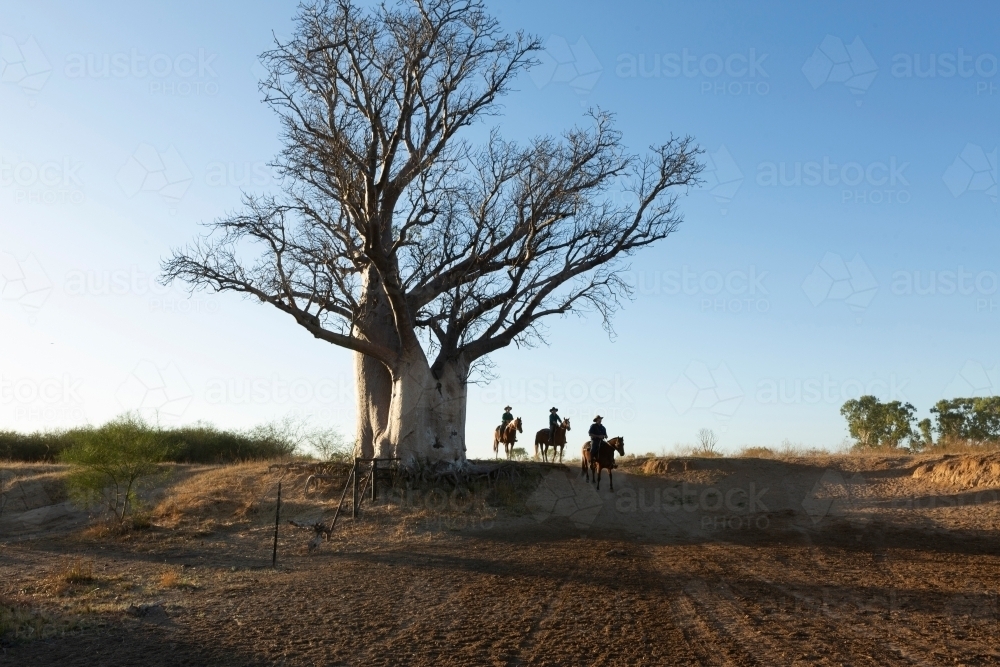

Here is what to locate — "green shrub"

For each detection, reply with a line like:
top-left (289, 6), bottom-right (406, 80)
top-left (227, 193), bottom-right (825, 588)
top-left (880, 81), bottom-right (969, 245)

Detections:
top-left (1, 419), bottom-right (305, 464)
top-left (0, 430), bottom-right (77, 462)
top-left (61, 414), bottom-right (174, 523)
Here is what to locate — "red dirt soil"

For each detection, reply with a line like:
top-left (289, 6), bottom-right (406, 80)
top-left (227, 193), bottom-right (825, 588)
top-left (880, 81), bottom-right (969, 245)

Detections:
top-left (3, 455), bottom-right (1000, 666)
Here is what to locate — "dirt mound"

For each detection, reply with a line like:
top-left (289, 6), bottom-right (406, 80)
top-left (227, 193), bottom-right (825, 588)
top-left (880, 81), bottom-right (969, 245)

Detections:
top-left (150, 462), bottom-right (353, 529)
top-left (0, 465), bottom-right (85, 536)
top-left (638, 457), bottom-right (698, 475)
top-left (912, 453), bottom-right (1000, 489)
top-left (152, 463), bottom-right (281, 526)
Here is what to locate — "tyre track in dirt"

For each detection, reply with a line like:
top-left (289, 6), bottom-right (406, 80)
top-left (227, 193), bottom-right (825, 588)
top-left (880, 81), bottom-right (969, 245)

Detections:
top-left (710, 542), bottom-right (997, 666)
top-left (550, 544), bottom-right (698, 667)
top-left (653, 544), bottom-right (814, 667)
top-left (761, 579), bottom-right (939, 666)
top-left (717, 574), bottom-right (892, 666)
top-left (667, 588), bottom-right (731, 666)
top-left (505, 549), bottom-right (583, 666)
top-left (652, 543), bottom-right (909, 666)
top-left (715, 547), bottom-right (899, 666)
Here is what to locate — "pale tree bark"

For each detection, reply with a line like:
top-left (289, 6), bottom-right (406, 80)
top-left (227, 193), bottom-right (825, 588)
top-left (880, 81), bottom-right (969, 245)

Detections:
top-left (380, 351), bottom-right (468, 462)
top-left (352, 268), bottom-right (395, 457)
top-left (353, 351), bottom-right (391, 457)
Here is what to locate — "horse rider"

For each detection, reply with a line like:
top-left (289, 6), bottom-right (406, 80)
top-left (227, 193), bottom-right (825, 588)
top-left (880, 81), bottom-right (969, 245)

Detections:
top-left (548, 406), bottom-right (561, 445)
top-left (499, 405), bottom-right (514, 435)
top-left (588, 414), bottom-right (607, 464)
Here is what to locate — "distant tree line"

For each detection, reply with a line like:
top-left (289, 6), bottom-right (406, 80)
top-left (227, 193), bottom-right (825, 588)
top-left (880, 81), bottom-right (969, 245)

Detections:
top-left (0, 415), bottom-right (338, 462)
top-left (840, 395), bottom-right (1000, 450)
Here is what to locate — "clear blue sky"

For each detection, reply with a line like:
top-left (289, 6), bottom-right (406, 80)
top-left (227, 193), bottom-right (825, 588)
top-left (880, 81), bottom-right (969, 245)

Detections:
top-left (1, 0), bottom-right (997, 456)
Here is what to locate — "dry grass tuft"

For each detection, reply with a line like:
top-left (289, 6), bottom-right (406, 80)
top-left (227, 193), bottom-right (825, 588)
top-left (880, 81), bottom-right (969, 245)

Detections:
top-left (922, 439), bottom-right (1000, 455)
top-left (158, 570), bottom-right (180, 589)
top-left (737, 446), bottom-right (777, 458)
top-left (59, 558), bottom-right (93, 585)
top-left (0, 601), bottom-right (63, 643)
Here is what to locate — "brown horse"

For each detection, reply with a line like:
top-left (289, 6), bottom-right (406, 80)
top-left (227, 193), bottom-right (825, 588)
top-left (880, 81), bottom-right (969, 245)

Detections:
top-left (493, 417), bottom-right (522, 459)
top-left (581, 436), bottom-right (625, 491)
top-left (534, 418), bottom-right (571, 462)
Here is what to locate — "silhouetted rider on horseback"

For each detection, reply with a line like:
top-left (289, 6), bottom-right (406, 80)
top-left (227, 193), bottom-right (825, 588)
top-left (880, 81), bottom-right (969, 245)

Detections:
top-left (548, 407), bottom-right (561, 445)
top-left (498, 405), bottom-right (513, 435)
top-left (588, 415), bottom-right (607, 463)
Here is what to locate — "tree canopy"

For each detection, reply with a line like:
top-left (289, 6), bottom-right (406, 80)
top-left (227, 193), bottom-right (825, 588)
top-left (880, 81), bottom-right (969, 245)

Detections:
top-left (161, 0), bottom-right (703, 461)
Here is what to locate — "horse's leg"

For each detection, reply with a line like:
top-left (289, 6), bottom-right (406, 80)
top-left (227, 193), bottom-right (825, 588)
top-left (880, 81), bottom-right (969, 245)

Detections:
top-left (608, 469), bottom-right (613, 493)
top-left (595, 466), bottom-right (601, 490)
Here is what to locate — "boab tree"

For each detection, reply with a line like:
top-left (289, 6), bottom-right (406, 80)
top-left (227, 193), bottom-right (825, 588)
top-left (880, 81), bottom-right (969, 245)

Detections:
top-left (162, 0), bottom-right (703, 464)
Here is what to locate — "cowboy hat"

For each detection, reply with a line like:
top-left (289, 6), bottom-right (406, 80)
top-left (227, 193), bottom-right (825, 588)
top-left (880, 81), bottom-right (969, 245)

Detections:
top-left (549, 407), bottom-right (559, 412)
top-left (504, 405), bottom-right (512, 410)
top-left (593, 415), bottom-right (603, 421)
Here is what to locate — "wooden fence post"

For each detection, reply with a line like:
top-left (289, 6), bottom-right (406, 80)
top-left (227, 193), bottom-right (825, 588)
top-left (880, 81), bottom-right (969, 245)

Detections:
top-left (272, 481), bottom-right (281, 568)
top-left (352, 457), bottom-right (359, 519)
top-left (371, 459), bottom-right (378, 502)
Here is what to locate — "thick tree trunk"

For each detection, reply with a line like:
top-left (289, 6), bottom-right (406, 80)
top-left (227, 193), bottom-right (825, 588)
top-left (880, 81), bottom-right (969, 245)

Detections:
top-left (353, 352), bottom-right (392, 458)
top-left (352, 267), bottom-right (397, 458)
top-left (379, 351), bottom-right (468, 465)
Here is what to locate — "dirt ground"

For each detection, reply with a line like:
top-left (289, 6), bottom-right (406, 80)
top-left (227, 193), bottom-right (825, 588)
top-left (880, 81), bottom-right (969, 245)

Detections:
top-left (3, 454), bottom-right (1000, 666)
